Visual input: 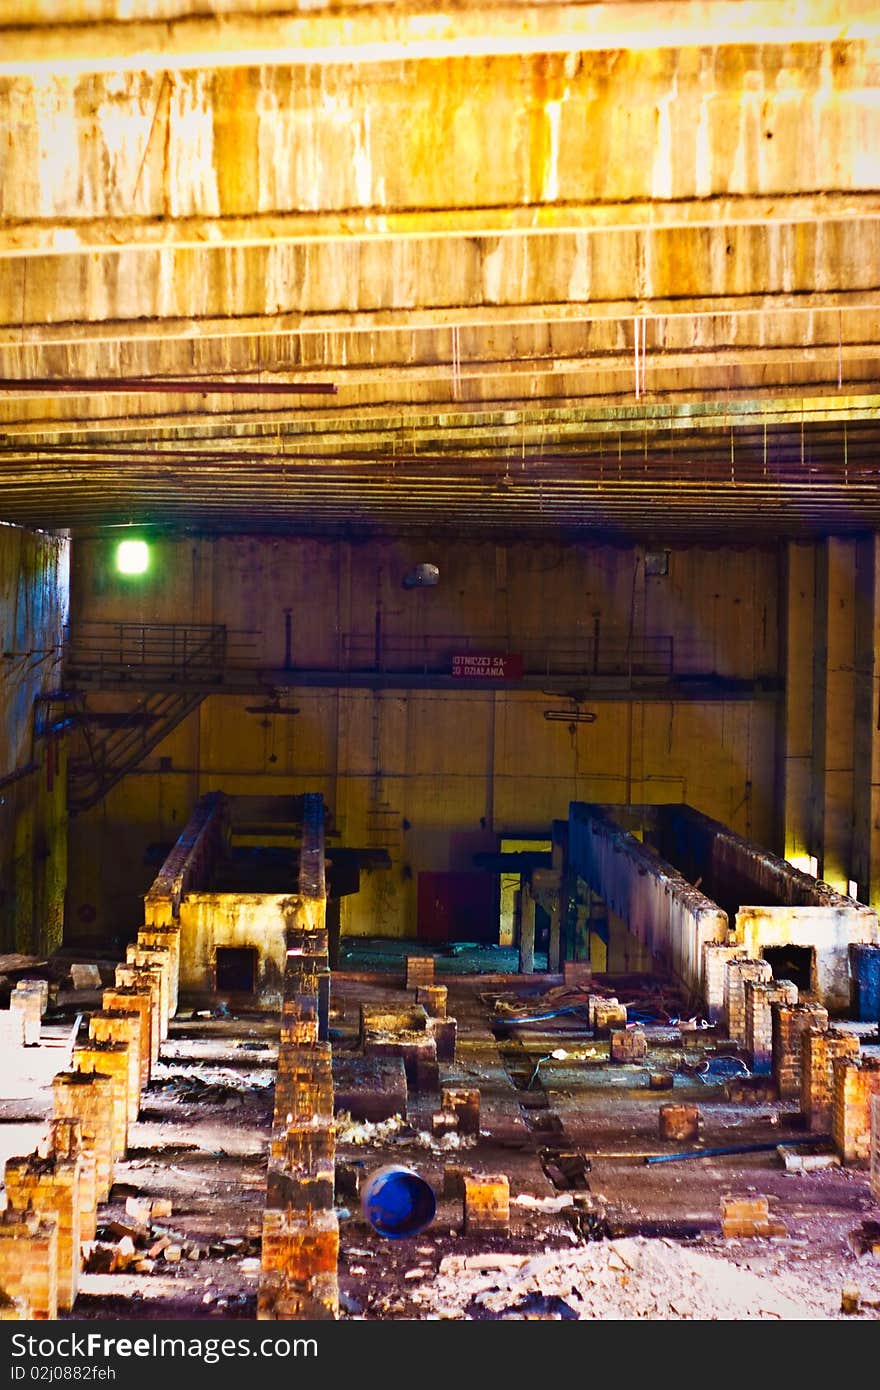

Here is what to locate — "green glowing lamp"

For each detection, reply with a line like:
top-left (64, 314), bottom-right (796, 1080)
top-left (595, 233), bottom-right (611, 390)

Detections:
top-left (116, 539), bottom-right (149, 575)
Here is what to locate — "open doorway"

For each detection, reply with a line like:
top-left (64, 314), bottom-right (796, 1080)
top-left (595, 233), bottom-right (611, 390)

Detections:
top-left (761, 944), bottom-right (815, 994)
top-left (215, 946), bottom-right (258, 995)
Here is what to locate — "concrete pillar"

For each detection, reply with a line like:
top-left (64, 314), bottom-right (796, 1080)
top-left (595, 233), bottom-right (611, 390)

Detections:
top-left (89, 1011), bottom-right (142, 1124)
top-left (74, 1040), bottom-right (129, 1159)
top-left (102, 985), bottom-right (152, 1087)
top-left (52, 1071), bottom-right (114, 1203)
top-left (519, 883), bottom-right (536, 974)
top-left (780, 542), bottom-right (816, 868)
top-left (0, 1209), bottom-right (58, 1320)
top-left (125, 944), bottom-right (171, 1040)
top-left (4, 1153), bottom-right (80, 1311)
top-left (852, 535), bottom-right (880, 909)
top-left (114, 964), bottom-right (161, 1066)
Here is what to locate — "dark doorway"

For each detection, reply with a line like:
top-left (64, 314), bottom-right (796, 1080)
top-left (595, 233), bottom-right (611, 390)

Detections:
top-left (215, 946), bottom-right (258, 994)
top-left (762, 945), bottom-right (814, 994)
top-left (417, 872), bottom-right (498, 943)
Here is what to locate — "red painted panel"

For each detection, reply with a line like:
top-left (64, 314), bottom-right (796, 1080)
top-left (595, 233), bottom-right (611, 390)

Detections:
top-left (417, 872), bottom-right (498, 943)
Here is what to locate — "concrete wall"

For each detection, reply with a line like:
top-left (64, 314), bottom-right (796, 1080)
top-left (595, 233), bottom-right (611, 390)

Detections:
top-left (0, 523), bottom-right (69, 954)
top-left (178, 892), bottom-right (324, 1009)
top-left (568, 804), bottom-right (729, 998)
top-left (736, 906), bottom-right (879, 1014)
top-left (66, 534), bottom-right (780, 942)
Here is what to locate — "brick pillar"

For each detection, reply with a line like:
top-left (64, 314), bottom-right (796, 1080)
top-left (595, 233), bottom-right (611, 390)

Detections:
top-left (801, 1027), bottom-right (860, 1131)
top-left (772, 1001), bottom-right (829, 1099)
top-left (273, 1044), bottom-right (333, 1129)
top-left (74, 1040), bottom-right (129, 1159)
top-left (416, 985), bottom-right (447, 1018)
top-left (114, 965), bottom-right (161, 1066)
top-left (405, 956), bottom-right (434, 990)
top-left (89, 1011), bottom-right (142, 1125)
top-left (125, 945), bottom-right (171, 1041)
top-left (832, 1056), bottom-right (880, 1163)
top-left (52, 1071), bottom-right (114, 1203)
top-left (870, 1093), bottom-right (880, 1200)
top-left (42, 1118), bottom-right (97, 1243)
top-left (745, 979), bottom-right (798, 1073)
top-left (0, 1209), bottom-right (58, 1320)
top-left (464, 1174), bottom-right (510, 1234)
top-left (702, 944), bottom-right (748, 1024)
top-left (258, 1210), bottom-right (339, 1320)
top-left (4, 1153), bottom-right (80, 1311)
top-left (137, 925), bottom-right (180, 1018)
top-left (102, 985), bottom-right (152, 1087)
top-left (724, 958), bottom-right (772, 1045)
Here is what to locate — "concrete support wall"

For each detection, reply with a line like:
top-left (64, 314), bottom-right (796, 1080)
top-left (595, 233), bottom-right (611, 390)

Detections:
top-left (568, 803), bottom-right (728, 999)
top-left (0, 524), bottom-right (69, 954)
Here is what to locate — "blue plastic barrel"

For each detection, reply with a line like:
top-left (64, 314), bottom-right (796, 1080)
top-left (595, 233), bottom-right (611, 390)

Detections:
top-left (361, 1164), bottom-right (437, 1239)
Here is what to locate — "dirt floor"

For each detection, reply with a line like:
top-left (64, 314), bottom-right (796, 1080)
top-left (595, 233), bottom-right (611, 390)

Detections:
top-left (1, 965), bottom-right (879, 1321)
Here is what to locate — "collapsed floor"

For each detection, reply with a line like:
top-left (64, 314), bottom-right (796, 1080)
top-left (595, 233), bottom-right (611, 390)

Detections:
top-left (2, 957), bottom-right (879, 1321)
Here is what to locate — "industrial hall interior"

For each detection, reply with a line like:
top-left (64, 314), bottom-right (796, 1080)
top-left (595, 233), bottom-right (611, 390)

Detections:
top-left (0, 0), bottom-right (879, 1326)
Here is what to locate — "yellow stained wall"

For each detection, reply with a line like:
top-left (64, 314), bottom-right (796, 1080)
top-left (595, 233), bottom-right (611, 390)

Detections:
top-left (67, 535), bottom-right (780, 941)
top-left (0, 523), bottom-right (69, 954)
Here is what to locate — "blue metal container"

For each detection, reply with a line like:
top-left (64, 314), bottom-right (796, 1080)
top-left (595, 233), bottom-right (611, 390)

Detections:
top-left (361, 1164), bottom-right (437, 1239)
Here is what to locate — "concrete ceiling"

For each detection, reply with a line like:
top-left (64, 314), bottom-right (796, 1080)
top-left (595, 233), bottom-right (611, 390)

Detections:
top-left (1, 0), bottom-right (879, 540)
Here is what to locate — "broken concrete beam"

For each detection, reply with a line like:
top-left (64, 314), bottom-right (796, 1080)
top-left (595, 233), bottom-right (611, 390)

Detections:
top-left (332, 1056), bottom-right (407, 1123)
top-left (464, 1174), bottom-right (510, 1235)
top-left (113, 965), bottom-right (162, 1067)
top-left (431, 1017), bottom-right (457, 1062)
top-left (724, 957), bottom-right (773, 1047)
top-left (258, 1210), bottom-right (339, 1320)
top-left (440, 1087), bottom-right (480, 1136)
top-left (772, 1001), bottom-right (829, 1100)
top-left (659, 1103), bottom-right (700, 1142)
top-left (801, 1026), bottom-right (860, 1132)
top-left (101, 985), bottom-right (152, 1087)
top-left (41, 1118), bottom-right (97, 1243)
top-left (610, 1028), bottom-right (648, 1062)
top-left (702, 944), bottom-right (748, 1025)
top-left (4, 1153), bottom-right (80, 1312)
top-left (52, 1071), bottom-right (115, 1203)
top-left (89, 1011), bottom-right (142, 1125)
top-left (0, 1209), bottom-right (58, 1320)
top-left (363, 1028), bottom-right (438, 1091)
top-left (74, 1039), bottom-right (130, 1160)
top-left (593, 1001), bottom-right (628, 1035)
top-left (137, 925), bottom-right (180, 1017)
top-left (70, 963), bottom-right (102, 991)
top-left (777, 1146), bottom-right (840, 1172)
top-left (833, 1056), bottom-right (880, 1164)
top-left (405, 956), bottom-right (435, 990)
top-left (416, 985), bottom-right (447, 1018)
top-left (745, 979), bottom-right (799, 1074)
top-left (125, 945), bottom-right (171, 1041)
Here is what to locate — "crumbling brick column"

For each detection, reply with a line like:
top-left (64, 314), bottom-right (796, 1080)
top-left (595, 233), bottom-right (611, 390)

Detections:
top-left (405, 955), bottom-right (434, 990)
top-left (258, 1210), bottom-right (339, 1320)
top-left (416, 985), bottom-right (447, 1018)
top-left (832, 1056), bottom-right (880, 1163)
top-left (4, 1152), bottom-right (80, 1311)
top-left (800, 1027), bottom-right (860, 1131)
top-left (102, 985), bottom-right (152, 1087)
top-left (273, 1043), bottom-right (333, 1129)
top-left (42, 1118), bottom-right (97, 1243)
top-left (611, 1027), bottom-right (648, 1061)
top-left (125, 944), bottom-right (171, 1041)
top-left (52, 1071), bottom-right (114, 1203)
top-left (464, 1174), bottom-right (510, 1235)
top-left (745, 979), bottom-right (798, 1074)
top-left (89, 1011), bottom-right (142, 1125)
top-left (724, 957), bottom-right (772, 1046)
top-left (772, 1001), bottom-right (829, 1099)
top-left (0, 1209), bottom-right (58, 1320)
top-left (114, 964), bottom-right (161, 1066)
top-left (137, 925), bottom-right (180, 1018)
top-left (280, 993), bottom-right (319, 1045)
top-left (702, 944), bottom-right (748, 1024)
top-left (74, 1039), bottom-right (130, 1159)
